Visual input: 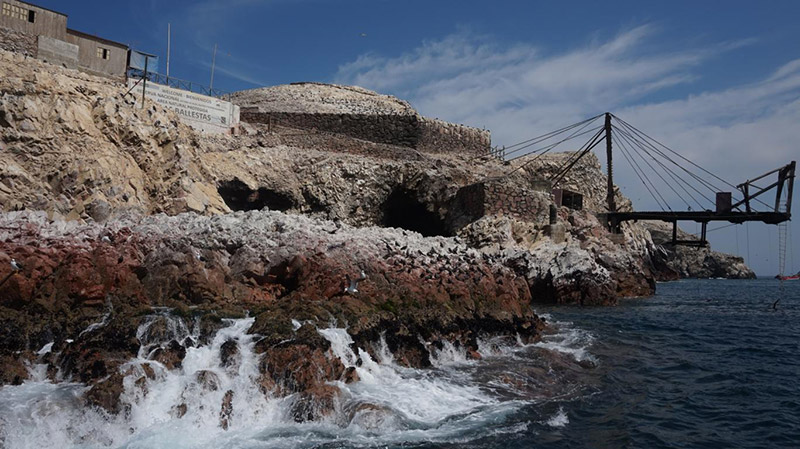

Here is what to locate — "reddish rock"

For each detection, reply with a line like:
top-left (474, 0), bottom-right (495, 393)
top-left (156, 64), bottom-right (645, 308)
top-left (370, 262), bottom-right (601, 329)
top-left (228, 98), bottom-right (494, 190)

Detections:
top-left (0, 210), bottom-right (548, 416)
top-left (85, 372), bottom-right (125, 414)
top-left (151, 340), bottom-right (186, 370)
top-left (342, 366), bottom-right (360, 384)
top-left (291, 384), bottom-right (341, 422)
top-left (220, 389), bottom-right (234, 430)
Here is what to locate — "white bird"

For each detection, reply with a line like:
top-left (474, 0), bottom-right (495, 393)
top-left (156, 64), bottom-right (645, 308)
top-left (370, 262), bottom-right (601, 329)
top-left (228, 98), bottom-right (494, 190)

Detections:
top-left (344, 270), bottom-right (367, 295)
top-left (10, 258), bottom-right (22, 271)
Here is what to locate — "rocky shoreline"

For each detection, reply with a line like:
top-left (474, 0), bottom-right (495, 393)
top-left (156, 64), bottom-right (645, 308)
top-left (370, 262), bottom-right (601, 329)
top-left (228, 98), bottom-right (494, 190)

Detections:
top-left (0, 47), bottom-right (754, 423)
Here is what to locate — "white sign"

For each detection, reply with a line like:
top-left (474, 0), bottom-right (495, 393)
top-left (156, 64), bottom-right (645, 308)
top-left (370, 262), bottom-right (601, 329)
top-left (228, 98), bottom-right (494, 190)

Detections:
top-left (127, 79), bottom-right (239, 133)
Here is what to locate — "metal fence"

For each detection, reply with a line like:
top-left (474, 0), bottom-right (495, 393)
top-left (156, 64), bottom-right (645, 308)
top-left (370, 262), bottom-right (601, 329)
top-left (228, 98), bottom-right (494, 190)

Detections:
top-left (489, 145), bottom-right (506, 161)
top-left (127, 68), bottom-right (231, 99)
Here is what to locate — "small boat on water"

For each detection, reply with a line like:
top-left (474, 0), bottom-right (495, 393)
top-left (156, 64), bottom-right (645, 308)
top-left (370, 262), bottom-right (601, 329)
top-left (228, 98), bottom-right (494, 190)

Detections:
top-left (775, 272), bottom-right (800, 281)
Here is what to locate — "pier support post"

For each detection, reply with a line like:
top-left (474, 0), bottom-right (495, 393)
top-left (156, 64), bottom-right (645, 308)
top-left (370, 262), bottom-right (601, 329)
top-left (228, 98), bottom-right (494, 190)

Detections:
top-left (605, 113), bottom-right (615, 214)
top-left (672, 221), bottom-right (677, 245)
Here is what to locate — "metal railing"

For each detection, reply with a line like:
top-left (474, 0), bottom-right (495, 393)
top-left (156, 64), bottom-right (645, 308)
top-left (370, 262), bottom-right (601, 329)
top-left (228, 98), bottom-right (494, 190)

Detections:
top-left (127, 68), bottom-right (232, 99)
top-left (489, 145), bottom-right (506, 161)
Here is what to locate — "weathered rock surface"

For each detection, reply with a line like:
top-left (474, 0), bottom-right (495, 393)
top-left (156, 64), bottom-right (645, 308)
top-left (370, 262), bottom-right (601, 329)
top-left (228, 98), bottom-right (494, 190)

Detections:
top-left (642, 220), bottom-right (756, 279)
top-left (0, 209), bottom-right (542, 416)
top-left (0, 50), bottom-right (227, 217)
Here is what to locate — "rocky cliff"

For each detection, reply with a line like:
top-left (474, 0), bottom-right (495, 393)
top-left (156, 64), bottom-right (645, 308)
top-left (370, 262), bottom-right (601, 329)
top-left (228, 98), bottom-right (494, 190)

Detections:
top-left (642, 221), bottom-right (755, 279)
top-left (1, 48), bottom-right (669, 420)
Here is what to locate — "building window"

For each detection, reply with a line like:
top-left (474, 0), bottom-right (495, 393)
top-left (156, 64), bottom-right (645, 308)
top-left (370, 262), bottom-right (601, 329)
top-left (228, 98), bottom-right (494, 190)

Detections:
top-left (1, 3), bottom-right (30, 21)
top-left (96, 47), bottom-right (110, 60)
top-left (27, 9), bottom-right (34, 23)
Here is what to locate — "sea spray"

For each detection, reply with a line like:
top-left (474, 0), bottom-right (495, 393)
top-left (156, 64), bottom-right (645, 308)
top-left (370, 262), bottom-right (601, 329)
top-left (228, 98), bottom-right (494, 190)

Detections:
top-left (318, 327), bottom-right (493, 425)
top-left (0, 316), bottom-right (587, 448)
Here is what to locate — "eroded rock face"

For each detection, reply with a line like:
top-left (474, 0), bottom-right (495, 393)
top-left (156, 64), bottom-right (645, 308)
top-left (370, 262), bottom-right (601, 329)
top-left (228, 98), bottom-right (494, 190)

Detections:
top-left (458, 211), bottom-right (658, 305)
top-left (643, 221), bottom-right (756, 279)
top-left (0, 50), bottom-right (227, 217)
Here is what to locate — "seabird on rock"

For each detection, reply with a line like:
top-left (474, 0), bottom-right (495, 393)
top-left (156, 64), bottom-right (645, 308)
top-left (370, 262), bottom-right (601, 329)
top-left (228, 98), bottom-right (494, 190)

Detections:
top-left (10, 258), bottom-right (22, 271)
top-left (344, 270), bottom-right (367, 295)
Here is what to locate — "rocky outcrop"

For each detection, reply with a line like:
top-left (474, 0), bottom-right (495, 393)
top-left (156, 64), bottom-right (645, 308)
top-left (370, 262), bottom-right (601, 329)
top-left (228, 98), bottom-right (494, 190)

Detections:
top-left (458, 210), bottom-right (657, 306)
top-left (0, 50), bottom-right (227, 217)
top-left (642, 221), bottom-right (755, 279)
top-left (0, 209), bottom-right (542, 417)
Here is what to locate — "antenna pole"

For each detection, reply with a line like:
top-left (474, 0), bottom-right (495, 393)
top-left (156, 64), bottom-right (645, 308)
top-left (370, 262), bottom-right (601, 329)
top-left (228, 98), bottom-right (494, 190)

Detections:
top-left (166, 23), bottom-right (171, 82)
top-left (210, 43), bottom-right (218, 91)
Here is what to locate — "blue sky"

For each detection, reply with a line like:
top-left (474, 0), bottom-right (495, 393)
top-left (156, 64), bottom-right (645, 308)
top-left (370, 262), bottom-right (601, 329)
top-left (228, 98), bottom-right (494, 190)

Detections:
top-left (33, 0), bottom-right (800, 275)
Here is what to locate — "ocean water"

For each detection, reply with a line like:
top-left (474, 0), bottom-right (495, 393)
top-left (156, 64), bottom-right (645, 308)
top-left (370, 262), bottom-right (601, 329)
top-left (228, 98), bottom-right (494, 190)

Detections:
top-left (0, 279), bottom-right (798, 448)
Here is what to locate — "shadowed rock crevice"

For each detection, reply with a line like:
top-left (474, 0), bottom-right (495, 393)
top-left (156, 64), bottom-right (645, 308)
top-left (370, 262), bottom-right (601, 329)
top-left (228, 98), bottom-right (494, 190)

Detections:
top-left (218, 179), bottom-right (295, 212)
top-left (381, 188), bottom-right (450, 237)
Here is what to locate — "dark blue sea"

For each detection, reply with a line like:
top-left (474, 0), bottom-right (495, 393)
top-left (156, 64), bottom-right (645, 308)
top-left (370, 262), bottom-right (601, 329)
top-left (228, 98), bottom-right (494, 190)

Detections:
top-left (2, 279), bottom-right (798, 448)
top-left (508, 278), bottom-right (800, 448)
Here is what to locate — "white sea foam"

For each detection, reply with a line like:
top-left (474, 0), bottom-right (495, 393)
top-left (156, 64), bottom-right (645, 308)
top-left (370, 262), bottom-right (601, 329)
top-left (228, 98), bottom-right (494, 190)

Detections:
top-left (429, 340), bottom-right (470, 367)
top-left (0, 316), bottom-right (592, 448)
top-left (532, 322), bottom-right (596, 363)
top-left (78, 302), bottom-right (113, 338)
top-left (36, 342), bottom-right (53, 355)
top-left (545, 407), bottom-right (569, 427)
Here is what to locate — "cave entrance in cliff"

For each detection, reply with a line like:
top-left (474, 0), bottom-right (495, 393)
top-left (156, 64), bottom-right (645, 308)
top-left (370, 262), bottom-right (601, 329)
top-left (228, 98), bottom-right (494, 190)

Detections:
top-left (218, 179), bottom-right (295, 212)
top-left (382, 188), bottom-right (450, 237)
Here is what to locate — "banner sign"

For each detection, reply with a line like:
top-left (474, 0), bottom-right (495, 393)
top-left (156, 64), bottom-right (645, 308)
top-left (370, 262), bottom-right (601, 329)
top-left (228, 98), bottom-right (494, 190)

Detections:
top-left (127, 79), bottom-right (239, 133)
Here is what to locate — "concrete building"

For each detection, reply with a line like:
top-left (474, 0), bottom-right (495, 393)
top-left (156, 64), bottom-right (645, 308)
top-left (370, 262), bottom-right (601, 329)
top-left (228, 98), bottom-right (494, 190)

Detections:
top-left (0, 0), bottom-right (127, 78)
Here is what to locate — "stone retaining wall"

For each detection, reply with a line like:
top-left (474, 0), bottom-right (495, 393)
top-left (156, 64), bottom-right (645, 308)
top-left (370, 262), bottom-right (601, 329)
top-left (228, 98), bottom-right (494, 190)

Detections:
top-left (418, 117), bottom-right (491, 156)
top-left (0, 26), bottom-right (36, 56)
top-left (241, 110), bottom-right (490, 156)
top-left (454, 179), bottom-right (551, 224)
top-left (266, 124), bottom-right (428, 162)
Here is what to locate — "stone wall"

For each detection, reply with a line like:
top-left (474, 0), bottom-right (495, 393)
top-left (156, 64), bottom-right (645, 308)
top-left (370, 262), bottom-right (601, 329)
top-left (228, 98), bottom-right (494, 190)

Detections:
top-left (241, 111), bottom-right (419, 147)
top-left (261, 123), bottom-right (429, 162)
top-left (418, 117), bottom-right (491, 156)
top-left (0, 25), bottom-right (36, 55)
top-left (241, 110), bottom-right (490, 156)
top-left (453, 179), bottom-right (551, 226)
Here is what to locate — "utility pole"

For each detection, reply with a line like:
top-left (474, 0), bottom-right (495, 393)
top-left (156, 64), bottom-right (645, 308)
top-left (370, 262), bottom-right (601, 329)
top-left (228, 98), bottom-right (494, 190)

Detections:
top-left (210, 43), bottom-right (218, 91)
top-left (605, 112), bottom-right (615, 213)
top-left (141, 55), bottom-right (148, 109)
top-left (166, 23), bottom-right (171, 82)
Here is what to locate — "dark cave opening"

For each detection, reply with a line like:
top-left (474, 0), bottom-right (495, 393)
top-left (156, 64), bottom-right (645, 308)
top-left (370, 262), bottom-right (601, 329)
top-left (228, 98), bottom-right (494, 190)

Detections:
top-left (382, 188), bottom-right (450, 237)
top-left (218, 179), bottom-right (295, 212)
